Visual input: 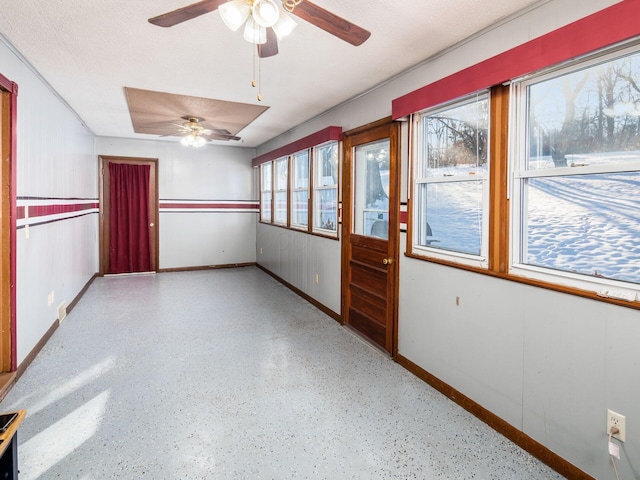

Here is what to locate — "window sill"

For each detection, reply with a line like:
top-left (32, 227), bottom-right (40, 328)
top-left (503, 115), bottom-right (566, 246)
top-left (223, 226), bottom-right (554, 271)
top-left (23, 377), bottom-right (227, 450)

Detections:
top-left (404, 251), bottom-right (640, 310)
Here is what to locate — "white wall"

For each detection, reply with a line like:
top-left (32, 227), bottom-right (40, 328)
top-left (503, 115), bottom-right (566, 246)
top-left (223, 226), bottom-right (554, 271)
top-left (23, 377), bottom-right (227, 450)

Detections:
top-left (0, 37), bottom-right (98, 366)
top-left (255, 1), bottom-right (640, 479)
top-left (95, 138), bottom-right (257, 269)
top-left (256, 223), bottom-right (341, 315)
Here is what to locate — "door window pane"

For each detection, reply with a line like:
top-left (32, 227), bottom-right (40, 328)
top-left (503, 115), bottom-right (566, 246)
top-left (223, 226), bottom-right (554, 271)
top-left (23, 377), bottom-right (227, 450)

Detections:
top-left (354, 139), bottom-right (390, 239)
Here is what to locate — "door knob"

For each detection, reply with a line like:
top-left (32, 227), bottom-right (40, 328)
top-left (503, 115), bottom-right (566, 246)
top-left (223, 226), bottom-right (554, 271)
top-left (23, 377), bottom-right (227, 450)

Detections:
top-left (383, 258), bottom-right (393, 265)
top-left (149, 223), bottom-right (155, 227)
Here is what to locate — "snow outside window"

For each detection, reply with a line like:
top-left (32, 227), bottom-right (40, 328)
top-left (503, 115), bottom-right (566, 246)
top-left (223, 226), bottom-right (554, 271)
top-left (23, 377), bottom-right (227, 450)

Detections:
top-left (413, 93), bottom-right (490, 268)
top-left (260, 162), bottom-right (272, 223)
top-left (274, 156), bottom-right (288, 226)
top-left (291, 150), bottom-right (310, 229)
top-left (313, 142), bottom-right (339, 236)
top-left (511, 44), bottom-right (640, 297)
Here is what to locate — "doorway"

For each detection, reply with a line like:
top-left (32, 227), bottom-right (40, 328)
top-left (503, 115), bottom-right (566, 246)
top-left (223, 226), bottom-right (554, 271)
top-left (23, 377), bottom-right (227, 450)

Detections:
top-left (342, 118), bottom-right (400, 356)
top-left (99, 156), bottom-right (159, 275)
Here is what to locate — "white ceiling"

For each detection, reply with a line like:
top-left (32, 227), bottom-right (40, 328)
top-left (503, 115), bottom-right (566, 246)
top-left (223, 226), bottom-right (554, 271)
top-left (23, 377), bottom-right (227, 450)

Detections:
top-left (0, 0), bottom-right (543, 148)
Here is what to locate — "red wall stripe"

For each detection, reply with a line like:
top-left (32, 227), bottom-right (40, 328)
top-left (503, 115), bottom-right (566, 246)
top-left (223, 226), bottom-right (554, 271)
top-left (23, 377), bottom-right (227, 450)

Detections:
top-left (17, 202), bottom-right (98, 220)
top-left (160, 202), bottom-right (258, 210)
top-left (252, 126), bottom-right (342, 167)
top-left (392, 0), bottom-right (640, 119)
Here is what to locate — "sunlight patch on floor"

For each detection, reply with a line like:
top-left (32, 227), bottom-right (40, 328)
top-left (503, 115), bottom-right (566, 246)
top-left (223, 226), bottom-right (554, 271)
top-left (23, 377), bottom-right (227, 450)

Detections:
top-left (5, 357), bottom-right (116, 415)
top-left (19, 390), bottom-right (110, 480)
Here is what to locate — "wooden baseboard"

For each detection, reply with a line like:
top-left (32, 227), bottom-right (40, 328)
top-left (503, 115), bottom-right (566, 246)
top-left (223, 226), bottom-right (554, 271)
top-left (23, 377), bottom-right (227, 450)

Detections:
top-left (0, 372), bottom-right (16, 403)
top-left (67, 273), bottom-right (97, 314)
top-left (16, 318), bottom-right (59, 381)
top-left (256, 264), bottom-right (342, 324)
top-left (396, 354), bottom-right (594, 480)
top-left (158, 262), bottom-right (256, 273)
top-left (15, 273), bottom-right (98, 382)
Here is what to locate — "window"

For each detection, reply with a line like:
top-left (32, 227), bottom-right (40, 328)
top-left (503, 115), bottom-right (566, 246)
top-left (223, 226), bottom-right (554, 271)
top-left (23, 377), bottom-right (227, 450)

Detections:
top-left (273, 156), bottom-right (288, 226)
top-left (512, 45), bottom-right (640, 295)
top-left (413, 93), bottom-right (490, 267)
top-left (260, 162), bottom-right (272, 223)
top-left (313, 141), bottom-right (339, 235)
top-left (291, 150), bottom-right (309, 229)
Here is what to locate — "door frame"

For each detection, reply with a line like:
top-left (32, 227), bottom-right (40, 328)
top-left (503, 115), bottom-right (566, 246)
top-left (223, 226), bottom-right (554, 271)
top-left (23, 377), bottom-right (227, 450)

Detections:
top-left (98, 156), bottom-right (159, 275)
top-left (341, 117), bottom-right (401, 357)
top-left (0, 74), bottom-right (17, 372)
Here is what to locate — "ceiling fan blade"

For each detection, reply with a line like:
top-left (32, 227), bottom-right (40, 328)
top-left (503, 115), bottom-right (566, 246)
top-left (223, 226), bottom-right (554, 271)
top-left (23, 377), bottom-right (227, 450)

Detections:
top-left (205, 133), bottom-right (242, 141)
top-left (148, 0), bottom-right (227, 28)
top-left (258, 28), bottom-right (279, 58)
top-left (291, 1), bottom-right (370, 46)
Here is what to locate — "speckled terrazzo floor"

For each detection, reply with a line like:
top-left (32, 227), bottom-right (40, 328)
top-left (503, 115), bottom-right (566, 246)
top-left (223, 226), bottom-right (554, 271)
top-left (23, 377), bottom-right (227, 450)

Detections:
top-left (1, 267), bottom-right (565, 479)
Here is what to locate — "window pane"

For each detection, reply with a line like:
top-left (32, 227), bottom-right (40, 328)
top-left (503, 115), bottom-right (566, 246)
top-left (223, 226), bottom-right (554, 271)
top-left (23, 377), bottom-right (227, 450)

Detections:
top-left (274, 191), bottom-right (287, 224)
top-left (275, 157), bottom-right (288, 190)
top-left (354, 139), bottom-right (390, 239)
top-left (293, 150), bottom-right (309, 189)
top-left (524, 173), bottom-right (640, 284)
top-left (313, 142), bottom-right (339, 235)
top-left (262, 163), bottom-right (272, 191)
top-left (292, 190), bottom-right (308, 227)
top-left (528, 50), bottom-right (640, 170)
top-left (261, 192), bottom-right (272, 222)
top-left (422, 97), bottom-right (488, 177)
top-left (314, 189), bottom-right (337, 231)
top-left (417, 181), bottom-right (483, 255)
top-left (315, 143), bottom-right (338, 187)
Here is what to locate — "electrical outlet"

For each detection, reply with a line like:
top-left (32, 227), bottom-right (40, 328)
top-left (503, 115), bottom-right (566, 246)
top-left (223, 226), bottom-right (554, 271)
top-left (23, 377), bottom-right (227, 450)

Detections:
top-left (607, 409), bottom-right (626, 442)
top-left (315, 273), bottom-right (319, 284)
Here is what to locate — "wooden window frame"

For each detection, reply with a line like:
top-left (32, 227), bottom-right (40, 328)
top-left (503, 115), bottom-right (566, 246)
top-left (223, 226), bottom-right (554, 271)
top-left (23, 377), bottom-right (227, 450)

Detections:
top-left (311, 141), bottom-right (340, 239)
top-left (290, 149), bottom-right (310, 231)
top-left (273, 156), bottom-right (289, 227)
top-left (406, 80), bottom-right (639, 310)
top-left (409, 91), bottom-right (491, 269)
top-left (259, 162), bottom-right (273, 224)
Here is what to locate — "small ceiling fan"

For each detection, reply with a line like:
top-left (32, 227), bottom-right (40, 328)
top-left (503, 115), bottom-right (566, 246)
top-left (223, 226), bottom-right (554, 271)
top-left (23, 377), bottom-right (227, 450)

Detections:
top-left (165, 116), bottom-right (241, 146)
top-left (148, 0), bottom-right (371, 58)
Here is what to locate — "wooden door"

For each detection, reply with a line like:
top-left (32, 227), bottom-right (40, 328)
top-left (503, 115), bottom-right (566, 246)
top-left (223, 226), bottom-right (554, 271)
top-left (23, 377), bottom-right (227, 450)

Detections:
top-left (99, 156), bottom-right (159, 275)
top-left (342, 119), bottom-right (400, 356)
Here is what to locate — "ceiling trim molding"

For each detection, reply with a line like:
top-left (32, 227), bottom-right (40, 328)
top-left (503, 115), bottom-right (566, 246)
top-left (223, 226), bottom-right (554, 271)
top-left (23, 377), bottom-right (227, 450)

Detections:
top-left (392, 0), bottom-right (640, 119)
top-left (252, 126), bottom-right (342, 167)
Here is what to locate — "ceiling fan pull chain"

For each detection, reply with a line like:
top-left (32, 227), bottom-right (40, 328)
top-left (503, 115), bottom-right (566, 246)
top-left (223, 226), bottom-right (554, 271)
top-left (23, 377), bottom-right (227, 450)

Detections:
top-left (251, 41), bottom-right (257, 88)
top-left (258, 56), bottom-right (263, 101)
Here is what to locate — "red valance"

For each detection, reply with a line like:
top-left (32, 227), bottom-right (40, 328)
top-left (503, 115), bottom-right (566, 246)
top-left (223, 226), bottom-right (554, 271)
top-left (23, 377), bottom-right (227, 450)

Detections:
top-left (392, 0), bottom-right (640, 119)
top-left (252, 126), bottom-right (342, 167)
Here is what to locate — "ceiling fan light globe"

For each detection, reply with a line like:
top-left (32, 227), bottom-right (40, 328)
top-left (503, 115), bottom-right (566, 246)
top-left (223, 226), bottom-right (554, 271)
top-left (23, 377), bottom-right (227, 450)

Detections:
top-left (193, 136), bottom-right (207, 147)
top-left (243, 17), bottom-right (267, 44)
top-left (272, 10), bottom-right (297, 39)
top-left (252, 0), bottom-right (279, 27)
top-left (219, 0), bottom-right (251, 31)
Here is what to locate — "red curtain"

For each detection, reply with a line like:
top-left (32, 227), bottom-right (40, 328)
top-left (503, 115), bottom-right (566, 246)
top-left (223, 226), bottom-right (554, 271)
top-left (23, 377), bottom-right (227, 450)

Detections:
top-left (109, 163), bottom-right (152, 274)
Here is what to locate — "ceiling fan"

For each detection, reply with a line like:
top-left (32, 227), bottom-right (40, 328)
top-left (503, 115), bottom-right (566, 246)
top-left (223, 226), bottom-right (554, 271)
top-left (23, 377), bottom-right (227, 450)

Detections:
top-left (165, 116), bottom-right (241, 147)
top-left (148, 0), bottom-right (371, 58)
